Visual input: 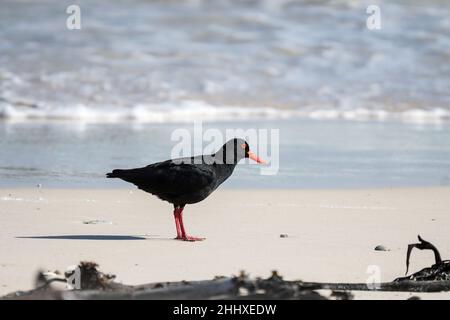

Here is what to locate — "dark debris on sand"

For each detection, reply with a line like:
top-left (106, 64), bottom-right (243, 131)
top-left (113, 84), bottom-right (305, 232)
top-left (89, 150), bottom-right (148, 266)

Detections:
top-left (394, 235), bottom-right (450, 282)
top-left (3, 236), bottom-right (450, 299)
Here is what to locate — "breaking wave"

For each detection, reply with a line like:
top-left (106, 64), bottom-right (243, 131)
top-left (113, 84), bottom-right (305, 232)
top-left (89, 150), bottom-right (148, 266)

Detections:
top-left (1, 99), bottom-right (449, 124)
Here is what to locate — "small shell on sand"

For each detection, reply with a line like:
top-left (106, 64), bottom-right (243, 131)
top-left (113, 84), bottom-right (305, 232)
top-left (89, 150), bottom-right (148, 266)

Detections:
top-left (83, 220), bottom-right (112, 225)
top-left (374, 245), bottom-right (389, 251)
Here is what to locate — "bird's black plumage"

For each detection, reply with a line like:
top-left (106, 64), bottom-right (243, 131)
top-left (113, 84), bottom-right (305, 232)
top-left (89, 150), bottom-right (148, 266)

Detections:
top-left (107, 138), bottom-right (249, 206)
top-left (107, 138), bottom-right (264, 241)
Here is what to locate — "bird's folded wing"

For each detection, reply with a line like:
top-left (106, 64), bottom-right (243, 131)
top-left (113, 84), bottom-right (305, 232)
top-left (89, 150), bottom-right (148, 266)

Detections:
top-left (120, 160), bottom-right (216, 194)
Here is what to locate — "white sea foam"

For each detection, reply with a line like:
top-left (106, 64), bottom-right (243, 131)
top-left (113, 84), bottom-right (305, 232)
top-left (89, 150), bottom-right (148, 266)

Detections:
top-left (1, 1), bottom-right (449, 125)
top-left (1, 100), bottom-right (449, 124)
top-left (0, 100), bottom-right (296, 122)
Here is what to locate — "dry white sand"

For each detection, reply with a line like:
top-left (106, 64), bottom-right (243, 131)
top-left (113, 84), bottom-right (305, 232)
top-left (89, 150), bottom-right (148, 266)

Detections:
top-left (1, 187), bottom-right (450, 299)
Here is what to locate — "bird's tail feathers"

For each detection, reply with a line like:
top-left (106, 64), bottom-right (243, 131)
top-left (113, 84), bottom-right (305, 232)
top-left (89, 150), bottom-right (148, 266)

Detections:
top-left (106, 169), bottom-right (123, 178)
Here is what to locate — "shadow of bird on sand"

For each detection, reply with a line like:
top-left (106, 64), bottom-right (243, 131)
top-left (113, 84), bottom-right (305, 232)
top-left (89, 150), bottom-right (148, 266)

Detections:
top-left (16, 235), bottom-right (174, 241)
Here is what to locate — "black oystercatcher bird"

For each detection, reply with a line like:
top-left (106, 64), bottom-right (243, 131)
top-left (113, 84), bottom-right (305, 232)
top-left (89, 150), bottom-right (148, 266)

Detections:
top-left (106, 138), bottom-right (265, 241)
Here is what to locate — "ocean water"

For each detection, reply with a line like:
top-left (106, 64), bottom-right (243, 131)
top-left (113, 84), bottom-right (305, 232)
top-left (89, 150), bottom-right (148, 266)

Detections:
top-left (1, 1), bottom-right (450, 188)
top-left (1, 120), bottom-right (450, 188)
top-left (0, 0), bottom-right (450, 122)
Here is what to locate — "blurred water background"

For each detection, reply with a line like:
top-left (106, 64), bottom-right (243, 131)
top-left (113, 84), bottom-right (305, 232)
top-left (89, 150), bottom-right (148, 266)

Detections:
top-left (0, 0), bottom-right (449, 188)
top-left (1, 120), bottom-right (450, 188)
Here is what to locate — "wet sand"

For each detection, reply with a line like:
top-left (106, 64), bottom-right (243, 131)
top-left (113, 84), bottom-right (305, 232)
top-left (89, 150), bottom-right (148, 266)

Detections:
top-left (1, 187), bottom-right (450, 299)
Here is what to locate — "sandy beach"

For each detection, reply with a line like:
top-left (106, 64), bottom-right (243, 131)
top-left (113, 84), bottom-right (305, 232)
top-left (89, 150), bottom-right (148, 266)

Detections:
top-left (1, 187), bottom-right (449, 299)
top-left (2, 0), bottom-right (450, 306)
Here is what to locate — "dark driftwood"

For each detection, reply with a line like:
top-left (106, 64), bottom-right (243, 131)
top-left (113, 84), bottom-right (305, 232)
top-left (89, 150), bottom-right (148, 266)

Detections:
top-left (392, 235), bottom-right (450, 282)
top-left (63, 279), bottom-right (239, 300)
top-left (4, 270), bottom-right (450, 300)
top-left (3, 271), bottom-right (327, 300)
top-left (4, 236), bottom-right (450, 300)
top-left (301, 280), bottom-right (450, 293)
top-left (7, 277), bottom-right (450, 300)
top-left (405, 235), bottom-right (442, 275)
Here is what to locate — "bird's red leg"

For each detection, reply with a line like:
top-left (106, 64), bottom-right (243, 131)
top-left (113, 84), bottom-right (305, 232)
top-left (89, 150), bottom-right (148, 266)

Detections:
top-left (173, 207), bottom-right (182, 240)
top-left (178, 207), bottom-right (205, 242)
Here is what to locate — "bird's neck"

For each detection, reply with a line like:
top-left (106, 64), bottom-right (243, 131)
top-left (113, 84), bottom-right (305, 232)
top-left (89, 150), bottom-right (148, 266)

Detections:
top-left (214, 163), bottom-right (237, 184)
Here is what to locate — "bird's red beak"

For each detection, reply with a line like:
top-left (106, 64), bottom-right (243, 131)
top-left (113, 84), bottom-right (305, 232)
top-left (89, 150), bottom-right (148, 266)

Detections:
top-left (248, 151), bottom-right (267, 164)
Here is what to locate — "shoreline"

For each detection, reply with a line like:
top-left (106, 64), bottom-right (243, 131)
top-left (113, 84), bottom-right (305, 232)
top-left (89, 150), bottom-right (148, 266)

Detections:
top-left (1, 187), bottom-right (450, 299)
top-left (1, 108), bottom-right (450, 125)
top-left (2, 185), bottom-right (450, 190)
top-left (3, 119), bottom-right (450, 189)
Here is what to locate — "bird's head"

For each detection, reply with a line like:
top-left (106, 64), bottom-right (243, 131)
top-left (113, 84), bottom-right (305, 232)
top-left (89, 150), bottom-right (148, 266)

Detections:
top-left (219, 138), bottom-right (266, 165)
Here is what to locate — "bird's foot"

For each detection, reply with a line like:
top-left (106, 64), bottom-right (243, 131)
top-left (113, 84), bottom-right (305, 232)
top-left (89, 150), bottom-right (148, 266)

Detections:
top-left (181, 235), bottom-right (205, 242)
